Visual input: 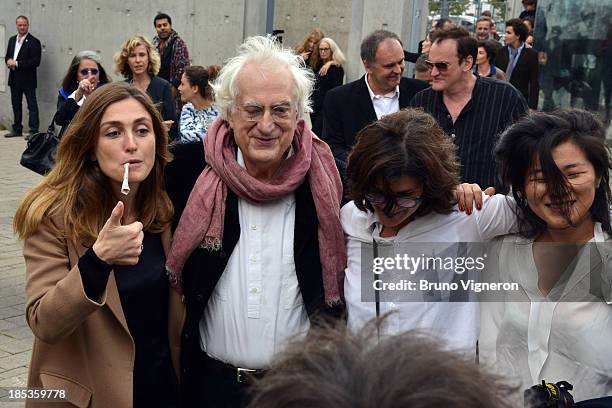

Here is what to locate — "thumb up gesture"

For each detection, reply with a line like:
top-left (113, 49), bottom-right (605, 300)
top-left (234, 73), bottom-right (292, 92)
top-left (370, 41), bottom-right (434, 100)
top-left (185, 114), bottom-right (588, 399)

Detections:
top-left (92, 201), bottom-right (144, 265)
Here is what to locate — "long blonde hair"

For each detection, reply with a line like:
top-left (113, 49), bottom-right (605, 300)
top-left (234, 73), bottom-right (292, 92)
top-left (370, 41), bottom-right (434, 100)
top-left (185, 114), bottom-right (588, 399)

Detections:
top-left (295, 28), bottom-right (324, 69)
top-left (14, 83), bottom-right (173, 245)
top-left (113, 35), bottom-right (161, 79)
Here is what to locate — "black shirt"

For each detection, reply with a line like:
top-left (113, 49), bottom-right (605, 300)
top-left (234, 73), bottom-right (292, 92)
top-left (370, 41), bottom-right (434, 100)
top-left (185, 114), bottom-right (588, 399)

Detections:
top-left (409, 76), bottom-right (528, 189)
top-left (79, 232), bottom-right (178, 408)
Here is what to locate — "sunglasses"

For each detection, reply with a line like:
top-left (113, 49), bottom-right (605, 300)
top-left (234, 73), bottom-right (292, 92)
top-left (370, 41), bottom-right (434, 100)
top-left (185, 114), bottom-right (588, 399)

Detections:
top-left (424, 60), bottom-right (450, 72)
top-left (365, 193), bottom-right (422, 210)
top-left (79, 68), bottom-right (99, 76)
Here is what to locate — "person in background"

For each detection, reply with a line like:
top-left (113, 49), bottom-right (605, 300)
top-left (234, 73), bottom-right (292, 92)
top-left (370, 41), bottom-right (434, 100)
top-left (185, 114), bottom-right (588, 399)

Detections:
top-left (14, 82), bottom-right (183, 408)
top-left (481, 109), bottom-right (612, 402)
top-left (310, 37), bottom-right (345, 136)
top-left (153, 12), bottom-right (190, 117)
top-left (114, 35), bottom-right (177, 140)
top-left (475, 16), bottom-right (496, 42)
top-left (55, 50), bottom-right (111, 138)
top-left (248, 321), bottom-right (517, 408)
top-left (433, 17), bottom-right (454, 31)
top-left (4, 15), bottom-right (41, 138)
top-left (414, 53), bottom-right (433, 83)
top-left (294, 28), bottom-right (324, 69)
top-left (496, 18), bottom-right (539, 111)
top-left (519, 0), bottom-right (537, 20)
top-left (404, 30), bottom-right (435, 63)
top-left (177, 65), bottom-right (220, 143)
top-left (476, 40), bottom-right (506, 80)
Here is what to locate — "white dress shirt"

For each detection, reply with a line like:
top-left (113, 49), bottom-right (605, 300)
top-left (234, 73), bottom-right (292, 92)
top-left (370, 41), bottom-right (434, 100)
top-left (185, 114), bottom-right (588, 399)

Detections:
top-left (480, 224), bottom-right (612, 401)
top-left (365, 74), bottom-right (400, 120)
top-left (342, 194), bottom-right (517, 357)
top-left (12, 33), bottom-right (28, 64)
top-left (200, 149), bottom-right (310, 369)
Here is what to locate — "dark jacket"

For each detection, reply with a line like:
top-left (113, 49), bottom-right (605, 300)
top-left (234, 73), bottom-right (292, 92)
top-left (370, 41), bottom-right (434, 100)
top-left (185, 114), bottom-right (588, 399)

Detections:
top-left (311, 64), bottom-right (344, 137)
top-left (321, 76), bottom-right (429, 175)
top-left (55, 92), bottom-right (79, 139)
top-left (165, 142), bottom-right (338, 406)
top-left (124, 76), bottom-right (177, 140)
top-left (496, 45), bottom-right (539, 109)
top-left (5, 33), bottom-right (42, 89)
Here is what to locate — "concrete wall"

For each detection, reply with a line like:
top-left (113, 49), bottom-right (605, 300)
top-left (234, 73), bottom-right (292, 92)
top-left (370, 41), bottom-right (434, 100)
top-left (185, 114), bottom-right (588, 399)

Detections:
top-left (0, 0), bottom-right (428, 130)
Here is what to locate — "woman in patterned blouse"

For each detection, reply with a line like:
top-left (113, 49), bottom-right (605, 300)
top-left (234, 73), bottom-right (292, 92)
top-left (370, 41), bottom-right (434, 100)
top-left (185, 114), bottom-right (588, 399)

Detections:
top-left (177, 65), bottom-right (220, 143)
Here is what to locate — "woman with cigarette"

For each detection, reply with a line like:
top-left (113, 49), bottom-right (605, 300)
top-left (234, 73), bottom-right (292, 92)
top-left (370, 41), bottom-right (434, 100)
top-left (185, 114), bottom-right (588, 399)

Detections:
top-left (56, 50), bottom-right (111, 138)
top-left (114, 35), bottom-right (177, 141)
top-left (14, 82), bottom-right (182, 408)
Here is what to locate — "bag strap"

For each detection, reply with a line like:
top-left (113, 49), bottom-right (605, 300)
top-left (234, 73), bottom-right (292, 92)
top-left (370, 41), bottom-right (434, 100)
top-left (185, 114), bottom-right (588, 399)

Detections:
top-left (372, 238), bottom-right (381, 340)
top-left (46, 113), bottom-right (58, 134)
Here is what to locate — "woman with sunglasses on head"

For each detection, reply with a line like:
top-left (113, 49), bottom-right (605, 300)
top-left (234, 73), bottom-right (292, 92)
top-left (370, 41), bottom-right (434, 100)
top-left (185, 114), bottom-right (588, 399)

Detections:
top-left (55, 50), bottom-right (111, 138)
top-left (479, 109), bottom-right (612, 402)
top-left (342, 108), bottom-right (517, 356)
top-left (310, 37), bottom-right (345, 136)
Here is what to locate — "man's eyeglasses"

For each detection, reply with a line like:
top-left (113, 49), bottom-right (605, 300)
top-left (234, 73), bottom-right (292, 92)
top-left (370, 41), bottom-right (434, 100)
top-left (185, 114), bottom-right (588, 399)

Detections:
top-left (424, 60), bottom-right (450, 72)
top-left (79, 68), bottom-right (99, 76)
top-left (235, 103), bottom-right (296, 123)
top-left (365, 193), bottom-right (422, 210)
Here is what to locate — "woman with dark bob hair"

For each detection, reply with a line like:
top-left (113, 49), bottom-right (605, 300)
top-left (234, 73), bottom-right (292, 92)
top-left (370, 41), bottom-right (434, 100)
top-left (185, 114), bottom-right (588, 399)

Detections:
top-left (480, 109), bottom-right (612, 402)
top-left (14, 82), bottom-right (183, 407)
top-left (342, 108), bottom-right (517, 357)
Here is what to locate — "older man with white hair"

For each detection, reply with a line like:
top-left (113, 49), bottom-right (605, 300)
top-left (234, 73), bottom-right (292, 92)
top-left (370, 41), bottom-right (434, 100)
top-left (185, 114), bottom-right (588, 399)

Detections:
top-left (165, 36), bottom-right (346, 407)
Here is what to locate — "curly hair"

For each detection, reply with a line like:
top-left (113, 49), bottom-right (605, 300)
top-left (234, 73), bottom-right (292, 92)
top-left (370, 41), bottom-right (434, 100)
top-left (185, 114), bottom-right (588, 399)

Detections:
top-left (113, 35), bottom-right (161, 79)
top-left (347, 108), bottom-right (459, 218)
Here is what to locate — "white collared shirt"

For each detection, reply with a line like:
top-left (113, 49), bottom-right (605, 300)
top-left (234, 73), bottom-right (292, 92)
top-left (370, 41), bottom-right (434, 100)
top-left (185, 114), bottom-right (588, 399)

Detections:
top-left (68, 90), bottom-right (86, 106)
top-left (12, 33), bottom-right (28, 62)
top-left (199, 149), bottom-right (310, 369)
top-left (342, 194), bottom-right (517, 358)
top-left (365, 74), bottom-right (400, 120)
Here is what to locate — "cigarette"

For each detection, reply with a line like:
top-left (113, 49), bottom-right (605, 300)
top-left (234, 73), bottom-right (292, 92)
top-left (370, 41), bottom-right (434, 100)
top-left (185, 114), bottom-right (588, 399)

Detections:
top-left (121, 163), bottom-right (130, 195)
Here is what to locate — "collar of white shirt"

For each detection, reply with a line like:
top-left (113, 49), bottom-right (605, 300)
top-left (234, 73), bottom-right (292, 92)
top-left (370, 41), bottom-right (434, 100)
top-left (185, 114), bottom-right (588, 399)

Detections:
top-left (364, 74), bottom-right (400, 101)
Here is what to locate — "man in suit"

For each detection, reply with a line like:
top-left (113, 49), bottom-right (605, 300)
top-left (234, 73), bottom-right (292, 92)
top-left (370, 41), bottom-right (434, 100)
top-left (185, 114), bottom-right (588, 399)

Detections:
top-left (321, 30), bottom-right (429, 181)
top-left (165, 36), bottom-right (346, 407)
top-left (496, 18), bottom-right (539, 111)
top-left (4, 15), bottom-right (41, 138)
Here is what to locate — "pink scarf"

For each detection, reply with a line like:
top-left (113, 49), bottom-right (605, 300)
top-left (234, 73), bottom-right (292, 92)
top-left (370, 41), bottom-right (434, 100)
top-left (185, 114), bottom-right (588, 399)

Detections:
top-left (166, 117), bottom-right (346, 305)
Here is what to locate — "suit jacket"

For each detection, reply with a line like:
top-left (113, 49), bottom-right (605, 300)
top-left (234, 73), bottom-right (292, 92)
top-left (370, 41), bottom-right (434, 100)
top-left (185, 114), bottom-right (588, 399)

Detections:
top-left (321, 76), bottom-right (429, 174)
top-left (496, 45), bottom-right (539, 109)
top-left (166, 142), bottom-right (337, 406)
top-left (5, 33), bottom-right (41, 89)
top-left (24, 216), bottom-right (184, 408)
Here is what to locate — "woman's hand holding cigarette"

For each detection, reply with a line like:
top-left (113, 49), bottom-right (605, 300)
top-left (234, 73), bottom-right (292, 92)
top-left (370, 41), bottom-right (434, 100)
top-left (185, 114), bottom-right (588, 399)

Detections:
top-left (92, 201), bottom-right (144, 266)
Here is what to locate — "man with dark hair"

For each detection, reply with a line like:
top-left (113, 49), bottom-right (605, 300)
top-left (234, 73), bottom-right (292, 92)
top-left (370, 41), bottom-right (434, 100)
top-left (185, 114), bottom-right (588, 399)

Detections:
top-left (496, 18), bottom-right (539, 110)
top-left (414, 54), bottom-right (432, 84)
top-left (519, 0), bottom-right (537, 20)
top-left (153, 12), bottom-right (190, 114)
top-left (410, 27), bottom-right (528, 190)
top-left (249, 322), bottom-right (518, 408)
top-left (4, 15), bottom-right (41, 138)
top-left (321, 30), bottom-right (428, 183)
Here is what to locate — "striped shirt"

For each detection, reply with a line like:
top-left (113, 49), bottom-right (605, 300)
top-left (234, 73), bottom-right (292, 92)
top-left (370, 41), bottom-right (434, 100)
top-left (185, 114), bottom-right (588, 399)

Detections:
top-left (410, 76), bottom-right (528, 189)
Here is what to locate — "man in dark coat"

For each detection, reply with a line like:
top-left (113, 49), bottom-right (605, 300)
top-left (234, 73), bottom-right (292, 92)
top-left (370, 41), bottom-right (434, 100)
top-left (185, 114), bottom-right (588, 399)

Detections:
top-left (4, 15), bottom-right (41, 138)
top-left (321, 30), bottom-right (429, 184)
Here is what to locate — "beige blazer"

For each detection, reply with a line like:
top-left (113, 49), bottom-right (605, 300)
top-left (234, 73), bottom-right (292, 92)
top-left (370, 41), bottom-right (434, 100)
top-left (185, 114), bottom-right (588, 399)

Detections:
top-left (23, 215), bottom-right (185, 408)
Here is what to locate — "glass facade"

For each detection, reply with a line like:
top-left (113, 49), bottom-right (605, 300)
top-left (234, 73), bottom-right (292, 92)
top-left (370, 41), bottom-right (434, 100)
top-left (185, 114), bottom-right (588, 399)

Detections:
top-left (534, 0), bottom-right (611, 128)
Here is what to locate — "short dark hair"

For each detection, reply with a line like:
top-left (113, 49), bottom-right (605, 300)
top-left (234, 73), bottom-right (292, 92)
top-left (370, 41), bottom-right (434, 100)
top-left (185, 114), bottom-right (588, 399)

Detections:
top-left (360, 30), bottom-right (402, 64)
top-left (248, 319), bottom-right (517, 408)
top-left (481, 10), bottom-right (492, 17)
top-left (476, 16), bottom-right (492, 26)
top-left (184, 65), bottom-right (221, 100)
top-left (154, 12), bottom-right (172, 26)
top-left (432, 27), bottom-right (477, 69)
top-left (522, 0), bottom-right (536, 5)
top-left (505, 18), bottom-right (529, 43)
top-left (436, 17), bottom-right (453, 29)
top-left (495, 109), bottom-right (611, 238)
top-left (347, 109), bottom-right (459, 218)
top-left (478, 40), bottom-right (499, 64)
top-left (16, 15), bottom-right (29, 23)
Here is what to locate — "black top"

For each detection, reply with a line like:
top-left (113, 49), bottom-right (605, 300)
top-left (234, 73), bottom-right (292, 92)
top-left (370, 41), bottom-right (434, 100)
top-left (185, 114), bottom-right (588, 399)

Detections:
top-left (125, 76), bottom-right (177, 140)
top-left (311, 64), bottom-right (344, 136)
top-left (79, 232), bottom-right (178, 408)
top-left (409, 76), bottom-right (528, 190)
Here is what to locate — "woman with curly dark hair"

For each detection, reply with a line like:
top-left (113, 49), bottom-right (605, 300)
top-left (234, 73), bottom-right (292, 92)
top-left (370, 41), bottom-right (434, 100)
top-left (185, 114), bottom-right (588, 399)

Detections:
top-left (342, 108), bottom-right (517, 357)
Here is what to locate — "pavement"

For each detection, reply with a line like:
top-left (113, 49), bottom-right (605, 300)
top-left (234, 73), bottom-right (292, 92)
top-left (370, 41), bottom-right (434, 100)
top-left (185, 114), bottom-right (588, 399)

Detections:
top-left (0, 129), bottom-right (41, 407)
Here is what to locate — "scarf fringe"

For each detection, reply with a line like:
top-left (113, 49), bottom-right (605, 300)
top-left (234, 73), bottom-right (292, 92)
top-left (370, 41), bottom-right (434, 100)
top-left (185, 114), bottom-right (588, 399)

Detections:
top-left (199, 236), bottom-right (222, 251)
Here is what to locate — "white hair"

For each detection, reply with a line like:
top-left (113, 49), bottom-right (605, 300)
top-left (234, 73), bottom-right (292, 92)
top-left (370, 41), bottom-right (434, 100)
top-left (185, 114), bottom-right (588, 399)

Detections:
top-left (212, 35), bottom-right (315, 120)
top-left (320, 37), bottom-right (346, 66)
